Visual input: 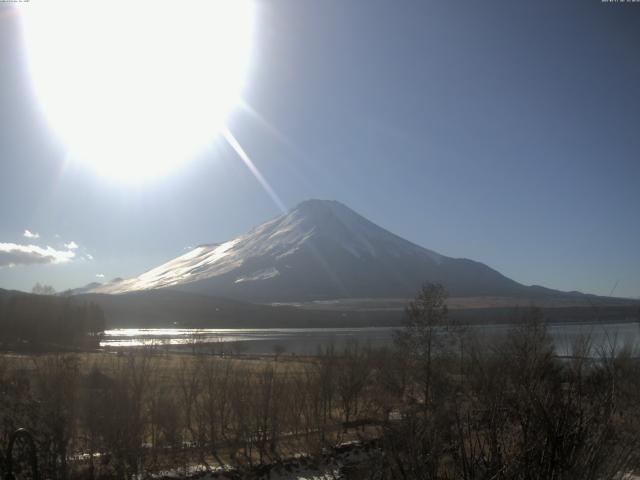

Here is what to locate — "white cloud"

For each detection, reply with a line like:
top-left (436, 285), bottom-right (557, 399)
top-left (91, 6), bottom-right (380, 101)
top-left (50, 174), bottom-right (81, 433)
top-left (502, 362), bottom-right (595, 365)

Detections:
top-left (23, 229), bottom-right (40, 239)
top-left (86, 253), bottom-right (94, 260)
top-left (96, 273), bottom-right (105, 278)
top-left (0, 242), bottom-right (76, 268)
top-left (64, 241), bottom-right (79, 250)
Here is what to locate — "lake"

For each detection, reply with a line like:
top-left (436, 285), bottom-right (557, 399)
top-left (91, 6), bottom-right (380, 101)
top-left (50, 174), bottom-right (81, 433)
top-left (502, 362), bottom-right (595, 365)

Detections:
top-left (101, 321), bottom-right (640, 356)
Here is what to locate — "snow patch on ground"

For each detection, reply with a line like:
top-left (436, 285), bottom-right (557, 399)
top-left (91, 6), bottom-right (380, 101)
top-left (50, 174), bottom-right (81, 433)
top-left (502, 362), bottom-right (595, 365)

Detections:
top-left (150, 442), bottom-right (379, 480)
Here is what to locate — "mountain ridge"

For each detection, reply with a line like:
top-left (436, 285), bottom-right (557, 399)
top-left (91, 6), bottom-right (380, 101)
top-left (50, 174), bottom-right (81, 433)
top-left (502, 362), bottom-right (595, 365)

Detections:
top-left (88, 199), bottom-right (586, 301)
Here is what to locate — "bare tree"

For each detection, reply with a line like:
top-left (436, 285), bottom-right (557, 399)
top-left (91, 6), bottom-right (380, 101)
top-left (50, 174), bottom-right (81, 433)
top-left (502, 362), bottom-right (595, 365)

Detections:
top-left (394, 283), bottom-right (450, 408)
top-left (337, 341), bottom-right (371, 429)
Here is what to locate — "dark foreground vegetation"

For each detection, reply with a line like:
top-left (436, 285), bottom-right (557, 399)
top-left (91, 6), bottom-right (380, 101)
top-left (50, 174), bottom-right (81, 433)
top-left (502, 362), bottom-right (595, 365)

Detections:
top-left (0, 290), bottom-right (105, 350)
top-left (1, 284), bottom-right (640, 479)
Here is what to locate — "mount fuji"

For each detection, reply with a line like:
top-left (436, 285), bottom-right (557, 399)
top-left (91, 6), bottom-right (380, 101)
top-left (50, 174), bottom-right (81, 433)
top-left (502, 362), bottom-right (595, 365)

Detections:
top-left (89, 199), bottom-right (573, 303)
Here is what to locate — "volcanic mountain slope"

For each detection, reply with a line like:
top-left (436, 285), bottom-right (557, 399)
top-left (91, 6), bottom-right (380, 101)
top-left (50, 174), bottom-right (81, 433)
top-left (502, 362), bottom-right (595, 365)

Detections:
top-left (91, 199), bottom-right (574, 302)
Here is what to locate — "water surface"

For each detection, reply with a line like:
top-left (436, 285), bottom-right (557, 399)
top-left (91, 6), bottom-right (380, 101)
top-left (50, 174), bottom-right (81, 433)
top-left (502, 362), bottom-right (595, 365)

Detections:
top-left (101, 322), bottom-right (640, 356)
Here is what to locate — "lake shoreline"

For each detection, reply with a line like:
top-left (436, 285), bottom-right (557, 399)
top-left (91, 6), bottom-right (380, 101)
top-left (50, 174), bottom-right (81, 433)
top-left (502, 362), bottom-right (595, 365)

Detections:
top-left (100, 320), bottom-right (640, 356)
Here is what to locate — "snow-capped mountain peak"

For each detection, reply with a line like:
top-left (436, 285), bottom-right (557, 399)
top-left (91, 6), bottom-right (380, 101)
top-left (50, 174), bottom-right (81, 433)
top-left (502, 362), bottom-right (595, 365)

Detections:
top-left (91, 199), bottom-right (534, 300)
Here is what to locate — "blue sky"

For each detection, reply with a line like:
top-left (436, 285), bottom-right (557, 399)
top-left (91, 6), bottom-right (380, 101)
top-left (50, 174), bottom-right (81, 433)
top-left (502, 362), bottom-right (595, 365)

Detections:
top-left (1, 1), bottom-right (639, 297)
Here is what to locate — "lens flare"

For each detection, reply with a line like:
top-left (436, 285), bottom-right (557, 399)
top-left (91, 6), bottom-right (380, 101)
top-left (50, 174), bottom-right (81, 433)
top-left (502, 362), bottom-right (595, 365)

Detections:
top-left (21, 1), bottom-right (255, 182)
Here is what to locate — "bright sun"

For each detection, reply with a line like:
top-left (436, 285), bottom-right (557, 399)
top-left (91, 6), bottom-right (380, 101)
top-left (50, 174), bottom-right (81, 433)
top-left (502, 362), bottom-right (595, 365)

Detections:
top-left (21, 1), bottom-right (255, 182)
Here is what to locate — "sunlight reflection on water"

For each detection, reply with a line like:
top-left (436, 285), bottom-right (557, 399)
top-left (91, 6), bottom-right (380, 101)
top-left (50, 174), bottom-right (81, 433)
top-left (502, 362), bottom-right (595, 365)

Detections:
top-left (100, 322), bottom-right (640, 356)
top-left (100, 327), bottom-right (393, 348)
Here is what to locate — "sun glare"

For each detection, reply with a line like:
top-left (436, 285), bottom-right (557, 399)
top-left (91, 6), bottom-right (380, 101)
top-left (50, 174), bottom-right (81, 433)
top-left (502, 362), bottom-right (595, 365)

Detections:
top-left (20, 1), bottom-right (255, 182)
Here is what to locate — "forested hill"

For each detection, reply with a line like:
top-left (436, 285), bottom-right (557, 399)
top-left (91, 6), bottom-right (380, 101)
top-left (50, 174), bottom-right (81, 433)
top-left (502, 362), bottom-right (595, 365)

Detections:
top-left (0, 288), bottom-right (105, 350)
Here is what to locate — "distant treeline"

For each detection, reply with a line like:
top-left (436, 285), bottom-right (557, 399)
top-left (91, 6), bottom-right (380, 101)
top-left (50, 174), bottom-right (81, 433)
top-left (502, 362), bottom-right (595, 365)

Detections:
top-left (0, 292), bottom-right (105, 349)
top-left (77, 289), bottom-right (640, 330)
